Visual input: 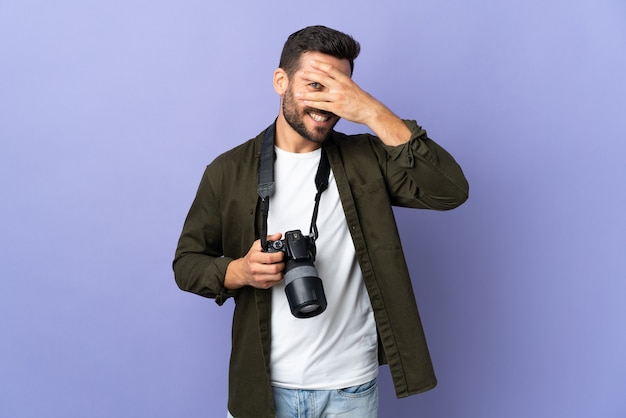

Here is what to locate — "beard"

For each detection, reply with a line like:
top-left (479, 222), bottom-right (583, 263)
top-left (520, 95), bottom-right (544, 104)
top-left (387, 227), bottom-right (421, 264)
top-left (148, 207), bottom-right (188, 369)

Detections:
top-left (282, 86), bottom-right (338, 144)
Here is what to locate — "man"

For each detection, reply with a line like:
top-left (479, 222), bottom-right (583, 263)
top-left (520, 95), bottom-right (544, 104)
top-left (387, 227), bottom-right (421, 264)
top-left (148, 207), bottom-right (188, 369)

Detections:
top-left (174, 25), bottom-right (469, 418)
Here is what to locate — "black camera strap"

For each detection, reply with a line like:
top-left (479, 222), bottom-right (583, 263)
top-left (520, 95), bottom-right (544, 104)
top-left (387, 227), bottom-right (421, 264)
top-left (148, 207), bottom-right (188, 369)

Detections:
top-left (310, 147), bottom-right (330, 240)
top-left (258, 123), bottom-right (276, 250)
top-left (257, 121), bottom-right (331, 249)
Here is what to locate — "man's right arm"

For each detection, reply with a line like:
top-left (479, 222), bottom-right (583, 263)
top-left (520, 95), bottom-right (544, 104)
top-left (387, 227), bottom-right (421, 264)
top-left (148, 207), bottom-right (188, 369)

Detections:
top-left (172, 166), bottom-right (237, 304)
top-left (173, 167), bottom-right (285, 304)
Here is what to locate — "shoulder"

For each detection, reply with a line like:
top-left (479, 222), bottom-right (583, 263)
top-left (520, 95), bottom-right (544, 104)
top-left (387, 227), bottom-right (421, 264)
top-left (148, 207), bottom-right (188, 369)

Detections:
top-left (212, 133), bottom-right (261, 166)
top-left (327, 129), bottom-right (386, 162)
top-left (198, 130), bottom-right (264, 193)
top-left (206, 131), bottom-right (262, 173)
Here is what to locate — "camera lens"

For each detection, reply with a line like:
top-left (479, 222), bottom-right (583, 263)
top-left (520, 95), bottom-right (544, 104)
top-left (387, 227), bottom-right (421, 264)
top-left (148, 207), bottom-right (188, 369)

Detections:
top-left (284, 259), bottom-right (327, 318)
top-left (299, 304), bottom-right (319, 314)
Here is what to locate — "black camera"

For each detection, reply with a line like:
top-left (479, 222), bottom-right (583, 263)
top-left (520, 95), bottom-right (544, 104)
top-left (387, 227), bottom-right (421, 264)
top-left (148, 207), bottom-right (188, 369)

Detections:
top-left (266, 230), bottom-right (327, 318)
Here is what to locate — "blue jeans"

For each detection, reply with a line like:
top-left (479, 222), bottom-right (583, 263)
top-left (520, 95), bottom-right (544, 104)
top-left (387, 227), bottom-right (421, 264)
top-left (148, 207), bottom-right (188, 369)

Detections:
top-left (227, 379), bottom-right (378, 418)
top-left (272, 378), bottom-right (378, 418)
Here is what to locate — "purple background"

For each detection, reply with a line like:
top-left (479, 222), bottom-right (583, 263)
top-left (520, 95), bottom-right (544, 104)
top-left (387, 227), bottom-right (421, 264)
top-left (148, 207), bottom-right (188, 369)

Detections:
top-left (1, 1), bottom-right (625, 417)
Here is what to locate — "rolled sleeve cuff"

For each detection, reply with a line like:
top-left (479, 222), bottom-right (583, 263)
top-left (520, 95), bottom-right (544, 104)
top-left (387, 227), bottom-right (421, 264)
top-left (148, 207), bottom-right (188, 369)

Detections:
top-left (382, 120), bottom-right (430, 168)
top-left (212, 256), bottom-right (240, 305)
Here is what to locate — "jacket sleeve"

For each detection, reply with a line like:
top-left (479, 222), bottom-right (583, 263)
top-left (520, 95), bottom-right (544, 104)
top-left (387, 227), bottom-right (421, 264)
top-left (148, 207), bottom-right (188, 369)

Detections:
top-left (172, 164), bottom-right (239, 305)
top-left (381, 120), bottom-right (469, 210)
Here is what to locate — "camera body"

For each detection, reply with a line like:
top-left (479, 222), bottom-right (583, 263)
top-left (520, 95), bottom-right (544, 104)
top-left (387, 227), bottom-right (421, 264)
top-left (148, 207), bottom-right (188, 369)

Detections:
top-left (266, 230), bottom-right (327, 318)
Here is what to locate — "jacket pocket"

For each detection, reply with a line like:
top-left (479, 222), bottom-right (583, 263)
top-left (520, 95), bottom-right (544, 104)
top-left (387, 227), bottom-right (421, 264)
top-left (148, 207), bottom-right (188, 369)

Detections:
top-left (351, 176), bottom-right (402, 250)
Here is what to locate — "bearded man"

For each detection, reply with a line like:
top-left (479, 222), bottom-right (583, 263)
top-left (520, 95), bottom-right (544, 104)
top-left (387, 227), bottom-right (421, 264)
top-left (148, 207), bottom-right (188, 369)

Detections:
top-left (174, 25), bottom-right (469, 418)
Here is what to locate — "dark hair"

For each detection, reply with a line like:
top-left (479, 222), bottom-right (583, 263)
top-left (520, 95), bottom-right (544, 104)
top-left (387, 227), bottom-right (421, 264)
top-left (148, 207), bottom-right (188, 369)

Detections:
top-left (279, 25), bottom-right (360, 76)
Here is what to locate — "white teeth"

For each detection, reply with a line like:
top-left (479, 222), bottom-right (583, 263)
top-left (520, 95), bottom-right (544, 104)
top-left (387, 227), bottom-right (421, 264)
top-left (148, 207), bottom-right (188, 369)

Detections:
top-left (309, 112), bottom-right (329, 122)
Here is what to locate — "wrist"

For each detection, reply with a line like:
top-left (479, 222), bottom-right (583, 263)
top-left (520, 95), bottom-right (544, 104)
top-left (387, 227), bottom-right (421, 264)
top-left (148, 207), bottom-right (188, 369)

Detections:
top-left (368, 110), bottom-right (411, 146)
top-left (224, 259), bottom-right (244, 290)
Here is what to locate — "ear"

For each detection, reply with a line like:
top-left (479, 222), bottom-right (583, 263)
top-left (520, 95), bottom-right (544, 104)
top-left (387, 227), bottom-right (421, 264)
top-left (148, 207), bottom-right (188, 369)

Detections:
top-left (273, 68), bottom-right (289, 95)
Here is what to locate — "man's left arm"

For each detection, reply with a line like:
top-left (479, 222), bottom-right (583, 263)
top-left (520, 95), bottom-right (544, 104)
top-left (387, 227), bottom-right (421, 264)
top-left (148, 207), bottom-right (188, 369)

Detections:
top-left (297, 59), bottom-right (468, 210)
top-left (381, 119), bottom-right (469, 210)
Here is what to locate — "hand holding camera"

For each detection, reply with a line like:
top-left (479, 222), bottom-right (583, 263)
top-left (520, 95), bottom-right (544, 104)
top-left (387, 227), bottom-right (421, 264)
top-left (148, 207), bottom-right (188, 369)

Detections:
top-left (224, 233), bottom-right (285, 291)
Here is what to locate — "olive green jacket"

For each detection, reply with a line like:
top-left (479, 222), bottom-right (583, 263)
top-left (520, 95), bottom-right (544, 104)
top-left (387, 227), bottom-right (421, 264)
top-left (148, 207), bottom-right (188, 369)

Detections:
top-left (173, 120), bottom-right (469, 418)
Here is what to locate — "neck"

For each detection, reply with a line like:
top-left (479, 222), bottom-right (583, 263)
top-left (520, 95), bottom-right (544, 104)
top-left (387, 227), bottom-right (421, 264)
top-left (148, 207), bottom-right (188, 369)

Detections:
top-left (274, 114), bottom-right (323, 153)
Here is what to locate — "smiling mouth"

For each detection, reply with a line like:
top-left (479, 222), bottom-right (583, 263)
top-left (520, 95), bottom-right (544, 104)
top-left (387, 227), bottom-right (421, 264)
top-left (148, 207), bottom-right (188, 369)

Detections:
top-left (308, 110), bottom-right (333, 123)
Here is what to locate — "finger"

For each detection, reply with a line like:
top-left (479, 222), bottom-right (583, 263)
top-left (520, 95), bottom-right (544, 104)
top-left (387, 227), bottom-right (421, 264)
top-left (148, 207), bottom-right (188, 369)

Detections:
top-left (251, 233), bottom-right (283, 252)
top-left (296, 91), bottom-right (342, 115)
top-left (267, 232), bottom-right (283, 241)
top-left (309, 59), bottom-right (351, 81)
top-left (259, 276), bottom-right (283, 289)
top-left (299, 97), bottom-right (334, 114)
top-left (250, 276), bottom-right (281, 290)
top-left (253, 268), bottom-right (284, 287)
top-left (253, 262), bottom-right (284, 276)
top-left (296, 91), bottom-right (332, 106)
top-left (250, 250), bottom-right (284, 266)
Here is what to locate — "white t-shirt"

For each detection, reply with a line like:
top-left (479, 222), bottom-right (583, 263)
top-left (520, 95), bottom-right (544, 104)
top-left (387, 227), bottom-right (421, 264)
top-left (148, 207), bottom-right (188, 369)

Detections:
top-left (268, 146), bottom-right (378, 390)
